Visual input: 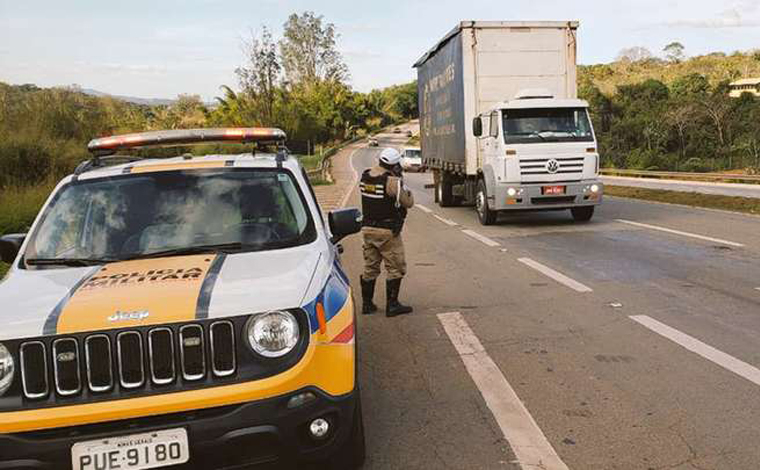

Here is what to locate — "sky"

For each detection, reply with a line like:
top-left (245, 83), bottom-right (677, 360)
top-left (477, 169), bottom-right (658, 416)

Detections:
top-left (1, 0), bottom-right (759, 100)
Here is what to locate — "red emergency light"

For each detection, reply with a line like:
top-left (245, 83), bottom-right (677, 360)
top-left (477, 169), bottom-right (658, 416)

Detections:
top-left (87, 128), bottom-right (287, 155)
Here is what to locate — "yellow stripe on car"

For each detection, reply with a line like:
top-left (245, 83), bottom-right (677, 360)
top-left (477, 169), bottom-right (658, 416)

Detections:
top-left (56, 256), bottom-right (213, 334)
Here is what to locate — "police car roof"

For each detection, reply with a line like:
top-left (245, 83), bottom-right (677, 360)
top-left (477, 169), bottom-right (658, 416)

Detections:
top-left (72, 153), bottom-right (301, 181)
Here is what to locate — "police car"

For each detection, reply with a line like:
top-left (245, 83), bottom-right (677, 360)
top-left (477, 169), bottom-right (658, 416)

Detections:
top-left (0, 128), bottom-right (365, 469)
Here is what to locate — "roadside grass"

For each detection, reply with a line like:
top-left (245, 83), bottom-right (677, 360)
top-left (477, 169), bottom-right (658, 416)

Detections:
top-left (605, 185), bottom-right (760, 215)
top-left (297, 154), bottom-right (323, 171)
top-left (0, 262), bottom-right (7, 278)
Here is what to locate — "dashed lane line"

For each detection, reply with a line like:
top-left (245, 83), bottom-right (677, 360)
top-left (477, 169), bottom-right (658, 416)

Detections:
top-left (517, 257), bottom-right (593, 293)
top-left (462, 229), bottom-right (501, 248)
top-left (438, 312), bottom-right (570, 470)
top-left (616, 219), bottom-right (745, 248)
top-left (630, 315), bottom-right (760, 387)
top-left (415, 204), bottom-right (433, 213)
top-left (432, 214), bottom-right (459, 226)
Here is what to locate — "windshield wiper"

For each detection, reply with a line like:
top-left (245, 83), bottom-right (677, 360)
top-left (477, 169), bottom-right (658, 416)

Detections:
top-left (123, 242), bottom-right (248, 260)
top-left (26, 258), bottom-right (116, 267)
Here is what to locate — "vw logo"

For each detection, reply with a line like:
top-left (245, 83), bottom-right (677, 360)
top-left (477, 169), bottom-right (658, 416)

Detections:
top-left (545, 159), bottom-right (560, 174)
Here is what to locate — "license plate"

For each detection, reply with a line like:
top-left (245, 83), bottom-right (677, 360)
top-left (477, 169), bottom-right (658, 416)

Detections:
top-left (543, 185), bottom-right (566, 195)
top-left (72, 428), bottom-right (189, 470)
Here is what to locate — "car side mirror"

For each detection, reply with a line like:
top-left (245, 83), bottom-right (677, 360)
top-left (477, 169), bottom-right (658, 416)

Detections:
top-left (0, 233), bottom-right (26, 264)
top-left (328, 208), bottom-right (362, 244)
top-left (472, 117), bottom-right (483, 137)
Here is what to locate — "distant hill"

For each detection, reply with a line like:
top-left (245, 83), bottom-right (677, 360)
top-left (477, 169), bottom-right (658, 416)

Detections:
top-left (580, 50), bottom-right (760, 95)
top-left (80, 88), bottom-right (175, 106)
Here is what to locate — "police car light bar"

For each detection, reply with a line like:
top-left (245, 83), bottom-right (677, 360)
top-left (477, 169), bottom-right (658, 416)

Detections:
top-left (87, 128), bottom-right (287, 155)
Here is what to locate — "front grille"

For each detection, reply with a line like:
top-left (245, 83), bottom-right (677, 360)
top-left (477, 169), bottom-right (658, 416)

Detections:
top-left (52, 338), bottom-right (81, 396)
top-left (520, 157), bottom-right (585, 176)
top-left (20, 342), bottom-right (48, 399)
top-left (19, 321), bottom-right (239, 401)
top-left (85, 335), bottom-right (113, 392)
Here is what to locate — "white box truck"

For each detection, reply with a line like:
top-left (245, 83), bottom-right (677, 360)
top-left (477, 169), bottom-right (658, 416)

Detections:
top-left (414, 21), bottom-right (603, 225)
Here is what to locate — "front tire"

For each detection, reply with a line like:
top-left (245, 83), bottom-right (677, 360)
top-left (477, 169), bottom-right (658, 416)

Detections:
top-left (437, 172), bottom-right (455, 207)
top-left (476, 179), bottom-right (497, 225)
top-left (571, 206), bottom-right (595, 222)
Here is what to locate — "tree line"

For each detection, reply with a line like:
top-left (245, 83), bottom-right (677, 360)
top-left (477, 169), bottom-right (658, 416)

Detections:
top-left (0, 11), bottom-right (418, 192)
top-left (580, 46), bottom-right (760, 173)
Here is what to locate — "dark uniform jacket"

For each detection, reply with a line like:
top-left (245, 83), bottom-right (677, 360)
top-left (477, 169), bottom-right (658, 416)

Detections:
top-left (359, 166), bottom-right (414, 233)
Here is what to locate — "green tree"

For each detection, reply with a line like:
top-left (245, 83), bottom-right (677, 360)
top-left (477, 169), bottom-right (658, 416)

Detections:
top-left (279, 12), bottom-right (348, 85)
top-left (663, 42), bottom-right (685, 63)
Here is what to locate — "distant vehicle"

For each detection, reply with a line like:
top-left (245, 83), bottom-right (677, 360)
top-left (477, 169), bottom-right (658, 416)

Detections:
top-left (392, 128), bottom-right (401, 134)
top-left (401, 147), bottom-right (424, 172)
top-left (0, 128), bottom-right (366, 469)
top-left (414, 21), bottom-right (603, 225)
top-left (406, 130), bottom-right (413, 138)
top-left (368, 137), bottom-right (379, 147)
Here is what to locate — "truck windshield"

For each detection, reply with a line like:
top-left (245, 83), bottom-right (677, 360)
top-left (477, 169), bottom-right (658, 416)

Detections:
top-left (502, 107), bottom-right (594, 144)
top-left (24, 169), bottom-right (316, 266)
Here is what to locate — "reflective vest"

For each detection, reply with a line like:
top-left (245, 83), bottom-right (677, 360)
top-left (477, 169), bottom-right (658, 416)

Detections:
top-left (360, 169), bottom-right (405, 230)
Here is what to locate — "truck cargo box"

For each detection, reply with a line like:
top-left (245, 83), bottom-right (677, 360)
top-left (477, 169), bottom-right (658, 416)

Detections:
top-left (414, 21), bottom-right (579, 175)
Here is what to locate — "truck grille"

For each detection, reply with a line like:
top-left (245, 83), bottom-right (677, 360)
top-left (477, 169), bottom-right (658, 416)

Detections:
top-left (520, 157), bottom-right (585, 176)
top-left (19, 322), bottom-right (237, 401)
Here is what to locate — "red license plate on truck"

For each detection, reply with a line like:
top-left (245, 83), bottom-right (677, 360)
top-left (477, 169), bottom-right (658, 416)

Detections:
top-left (542, 185), bottom-right (566, 195)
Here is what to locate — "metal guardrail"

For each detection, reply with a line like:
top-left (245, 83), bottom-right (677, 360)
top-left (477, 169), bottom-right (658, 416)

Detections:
top-left (601, 168), bottom-right (760, 184)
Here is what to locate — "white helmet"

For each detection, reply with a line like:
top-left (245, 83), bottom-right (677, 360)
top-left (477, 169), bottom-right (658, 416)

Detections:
top-left (379, 147), bottom-right (402, 166)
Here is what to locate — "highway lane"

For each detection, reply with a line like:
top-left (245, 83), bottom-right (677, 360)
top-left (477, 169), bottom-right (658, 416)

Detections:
top-left (342, 132), bottom-right (760, 469)
top-left (602, 175), bottom-right (760, 198)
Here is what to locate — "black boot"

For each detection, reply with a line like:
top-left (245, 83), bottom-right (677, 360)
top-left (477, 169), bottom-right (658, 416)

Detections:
top-left (360, 276), bottom-right (378, 315)
top-left (386, 278), bottom-right (413, 317)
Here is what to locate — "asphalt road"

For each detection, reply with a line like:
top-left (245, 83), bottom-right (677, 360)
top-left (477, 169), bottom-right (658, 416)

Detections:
top-left (341, 131), bottom-right (760, 469)
top-left (602, 175), bottom-right (760, 198)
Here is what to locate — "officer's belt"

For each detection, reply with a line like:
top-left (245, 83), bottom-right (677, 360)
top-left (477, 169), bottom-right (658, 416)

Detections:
top-left (362, 218), bottom-right (400, 230)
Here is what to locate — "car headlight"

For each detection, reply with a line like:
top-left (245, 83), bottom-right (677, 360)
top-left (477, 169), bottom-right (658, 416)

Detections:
top-left (246, 311), bottom-right (300, 358)
top-left (0, 343), bottom-right (14, 396)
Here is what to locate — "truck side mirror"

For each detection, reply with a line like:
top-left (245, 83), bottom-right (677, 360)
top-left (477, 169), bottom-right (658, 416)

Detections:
top-left (472, 117), bottom-right (483, 137)
top-left (0, 233), bottom-right (26, 264)
top-left (328, 208), bottom-right (362, 244)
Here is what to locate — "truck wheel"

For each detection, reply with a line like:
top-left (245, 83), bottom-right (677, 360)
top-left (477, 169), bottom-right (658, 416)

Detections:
top-left (322, 392), bottom-right (366, 469)
top-left (476, 179), bottom-right (497, 225)
top-left (437, 173), bottom-right (455, 207)
top-left (571, 206), bottom-right (594, 222)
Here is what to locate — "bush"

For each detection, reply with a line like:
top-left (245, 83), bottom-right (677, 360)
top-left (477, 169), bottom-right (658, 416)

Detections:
top-left (0, 183), bottom-right (55, 236)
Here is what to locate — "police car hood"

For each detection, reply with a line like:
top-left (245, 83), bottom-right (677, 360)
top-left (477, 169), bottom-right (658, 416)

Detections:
top-left (0, 247), bottom-right (321, 341)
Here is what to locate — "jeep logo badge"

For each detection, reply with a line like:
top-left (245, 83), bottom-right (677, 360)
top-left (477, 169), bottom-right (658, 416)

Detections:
top-left (546, 159), bottom-right (560, 174)
top-left (108, 310), bottom-right (150, 322)
top-left (57, 352), bottom-right (76, 362)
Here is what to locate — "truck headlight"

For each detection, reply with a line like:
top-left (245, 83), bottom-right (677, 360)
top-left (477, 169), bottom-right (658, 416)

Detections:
top-left (507, 187), bottom-right (517, 197)
top-left (0, 343), bottom-right (14, 396)
top-left (590, 184), bottom-right (600, 193)
top-left (246, 311), bottom-right (300, 358)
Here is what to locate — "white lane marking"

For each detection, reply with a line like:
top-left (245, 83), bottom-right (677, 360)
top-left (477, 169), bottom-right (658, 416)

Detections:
top-left (616, 219), bottom-right (744, 248)
top-left (462, 229), bottom-right (501, 248)
top-left (755, 287), bottom-right (760, 292)
top-left (433, 214), bottom-right (459, 226)
top-left (517, 258), bottom-right (593, 293)
top-left (415, 204), bottom-right (433, 213)
top-left (630, 315), bottom-right (760, 387)
top-left (438, 312), bottom-right (569, 470)
top-left (339, 147), bottom-right (362, 208)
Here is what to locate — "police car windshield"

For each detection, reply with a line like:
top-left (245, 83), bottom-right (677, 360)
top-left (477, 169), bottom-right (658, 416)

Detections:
top-left (24, 169), bottom-right (316, 265)
top-left (502, 107), bottom-right (594, 144)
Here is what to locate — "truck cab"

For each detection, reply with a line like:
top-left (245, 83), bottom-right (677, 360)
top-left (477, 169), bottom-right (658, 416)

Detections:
top-left (473, 89), bottom-right (603, 224)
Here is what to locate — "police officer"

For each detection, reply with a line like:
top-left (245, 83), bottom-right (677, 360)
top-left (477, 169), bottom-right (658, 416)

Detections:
top-left (359, 148), bottom-right (414, 317)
